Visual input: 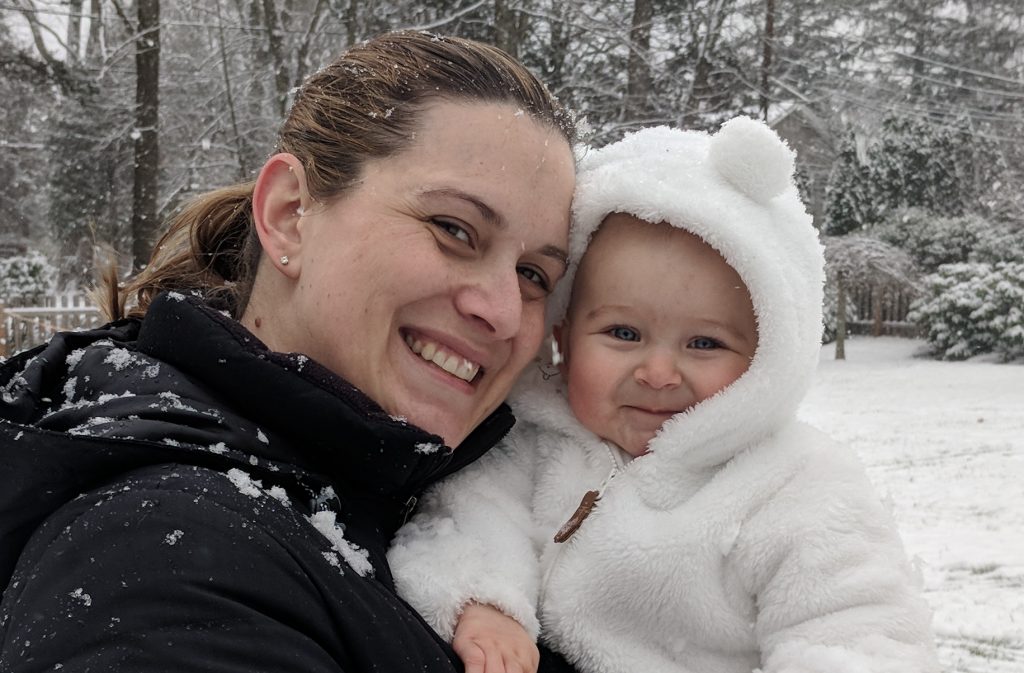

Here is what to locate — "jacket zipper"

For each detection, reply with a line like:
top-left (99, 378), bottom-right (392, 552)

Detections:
top-left (539, 442), bottom-right (625, 607)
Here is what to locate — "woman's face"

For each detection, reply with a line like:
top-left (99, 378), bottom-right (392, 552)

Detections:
top-left (274, 101), bottom-right (575, 447)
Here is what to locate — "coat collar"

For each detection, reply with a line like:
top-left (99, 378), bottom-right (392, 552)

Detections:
top-left (0, 292), bottom-right (513, 585)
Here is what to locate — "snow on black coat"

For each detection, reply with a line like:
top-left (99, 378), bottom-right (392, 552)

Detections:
top-left (0, 292), bottom-right (558, 673)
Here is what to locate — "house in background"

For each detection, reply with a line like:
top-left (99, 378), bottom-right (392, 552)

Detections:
top-left (768, 103), bottom-right (838, 228)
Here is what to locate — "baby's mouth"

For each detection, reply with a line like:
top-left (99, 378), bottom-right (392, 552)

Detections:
top-left (403, 332), bottom-right (482, 383)
top-left (628, 406), bottom-right (682, 419)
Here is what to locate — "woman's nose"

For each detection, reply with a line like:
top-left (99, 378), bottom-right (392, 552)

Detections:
top-left (635, 350), bottom-right (683, 389)
top-left (454, 269), bottom-right (524, 340)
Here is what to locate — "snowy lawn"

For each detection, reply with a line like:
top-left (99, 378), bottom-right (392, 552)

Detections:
top-left (798, 336), bottom-right (1023, 673)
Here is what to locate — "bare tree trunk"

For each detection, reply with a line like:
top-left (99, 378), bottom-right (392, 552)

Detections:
top-left (345, 0), bottom-right (360, 47)
top-left (906, 0), bottom-right (928, 98)
top-left (67, 0), bottom-right (83, 63)
top-left (86, 0), bottom-right (103, 62)
top-left (871, 284), bottom-right (884, 336)
top-left (215, 0), bottom-right (248, 179)
top-left (626, 0), bottom-right (653, 119)
top-left (131, 0), bottom-right (160, 271)
top-left (678, 0), bottom-right (727, 128)
top-left (261, 0), bottom-right (292, 119)
top-left (294, 0), bottom-right (329, 84)
top-left (495, 0), bottom-right (516, 58)
top-left (494, 0), bottom-right (529, 59)
top-left (545, 4), bottom-right (570, 94)
top-left (759, 0), bottom-right (774, 121)
top-left (835, 271), bottom-right (847, 360)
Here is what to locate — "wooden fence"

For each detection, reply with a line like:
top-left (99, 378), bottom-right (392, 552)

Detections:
top-left (0, 293), bottom-right (103, 357)
top-left (846, 284), bottom-right (919, 337)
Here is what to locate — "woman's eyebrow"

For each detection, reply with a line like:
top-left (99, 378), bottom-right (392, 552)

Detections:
top-left (417, 187), bottom-right (568, 268)
top-left (540, 245), bottom-right (569, 269)
top-left (417, 188), bottom-right (503, 229)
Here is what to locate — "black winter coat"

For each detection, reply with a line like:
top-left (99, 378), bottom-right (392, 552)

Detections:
top-left (0, 293), bottom-right (577, 673)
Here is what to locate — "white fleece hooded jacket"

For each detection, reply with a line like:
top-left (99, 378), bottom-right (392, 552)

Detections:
top-left (388, 118), bottom-right (939, 673)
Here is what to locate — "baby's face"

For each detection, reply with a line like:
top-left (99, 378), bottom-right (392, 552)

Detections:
top-left (557, 214), bottom-right (758, 458)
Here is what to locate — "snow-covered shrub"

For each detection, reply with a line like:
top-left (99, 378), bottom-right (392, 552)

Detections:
top-left (909, 261), bottom-right (1024, 362)
top-left (969, 223), bottom-right (1024, 265)
top-left (873, 208), bottom-right (983, 273)
top-left (0, 251), bottom-right (57, 305)
top-left (821, 234), bottom-right (918, 342)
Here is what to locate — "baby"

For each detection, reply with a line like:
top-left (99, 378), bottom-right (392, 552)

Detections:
top-left (389, 118), bottom-right (938, 673)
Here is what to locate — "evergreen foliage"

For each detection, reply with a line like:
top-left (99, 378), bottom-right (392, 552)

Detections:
top-left (870, 115), bottom-right (962, 221)
top-left (873, 208), bottom-right (982, 273)
top-left (910, 262), bottom-right (1024, 362)
top-left (824, 133), bottom-right (875, 235)
top-left (0, 251), bottom-right (57, 305)
top-left (969, 222), bottom-right (1024, 266)
top-left (823, 115), bottom-right (1006, 235)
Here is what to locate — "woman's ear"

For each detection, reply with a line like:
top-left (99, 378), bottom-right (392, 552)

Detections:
top-left (252, 153), bottom-right (310, 278)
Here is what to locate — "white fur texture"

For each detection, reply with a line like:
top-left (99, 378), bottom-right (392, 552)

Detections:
top-left (388, 120), bottom-right (938, 673)
top-left (709, 116), bottom-right (796, 203)
top-left (550, 120), bottom-right (826, 508)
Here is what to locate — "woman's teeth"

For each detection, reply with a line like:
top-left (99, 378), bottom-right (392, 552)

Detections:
top-left (405, 334), bottom-right (481, 383)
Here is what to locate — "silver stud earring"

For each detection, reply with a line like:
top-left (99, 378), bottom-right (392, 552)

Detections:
top-left (280, 255), bottom-right (289, 266)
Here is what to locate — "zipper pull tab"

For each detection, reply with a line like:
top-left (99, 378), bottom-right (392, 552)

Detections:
top-left (554, 490), bottom-right (600, 543)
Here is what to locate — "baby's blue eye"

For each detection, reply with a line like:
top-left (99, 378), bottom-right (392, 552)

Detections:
top-left (609, 326), bottom-right (640, 342)
top-left (690, 336), bottom-right (721, 350)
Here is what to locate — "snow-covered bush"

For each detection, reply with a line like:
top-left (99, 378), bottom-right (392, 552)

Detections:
top-left (969, 223), bottom-right (1024, 265)
top-left (909, 261), bottom-right (1024, 362)
top-left (821, 234), bottom-right (918, 343)
top-left (0, 251), bottom-right (57, 305)
top-left (872, 208), bottom-right (981, 273)
top-left (823, 114), bottom-right (1007, 236)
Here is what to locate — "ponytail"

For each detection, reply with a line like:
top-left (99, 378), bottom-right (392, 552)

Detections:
top-left (102, 183), bottom-right (260, 320)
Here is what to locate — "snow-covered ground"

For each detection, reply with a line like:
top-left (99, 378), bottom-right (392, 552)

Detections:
top-left (798, 336), bottom-right (1024, 673)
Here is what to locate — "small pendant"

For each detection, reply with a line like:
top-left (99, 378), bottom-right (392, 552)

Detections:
top-left (554, 490), bottom-right (600, 543)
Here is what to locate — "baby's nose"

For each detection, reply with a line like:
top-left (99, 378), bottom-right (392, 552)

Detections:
top-left (634, 351), bottom-right (682, 389)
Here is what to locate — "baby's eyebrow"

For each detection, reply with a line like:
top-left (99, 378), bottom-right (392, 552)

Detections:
top-left (584, 305), bottom-right (633, 321)
top-left (700, 318), bottom-right (757, 346)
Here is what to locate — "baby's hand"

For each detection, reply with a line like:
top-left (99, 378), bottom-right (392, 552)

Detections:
top-left (453, 603), bottom-right (539, 673)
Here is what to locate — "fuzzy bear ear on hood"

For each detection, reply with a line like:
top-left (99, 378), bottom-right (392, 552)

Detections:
top-left (708, 116), bottom-right (796, 204)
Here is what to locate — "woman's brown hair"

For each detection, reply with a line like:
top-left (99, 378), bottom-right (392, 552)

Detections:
top-left (104, 30), bottom-right (577, 320)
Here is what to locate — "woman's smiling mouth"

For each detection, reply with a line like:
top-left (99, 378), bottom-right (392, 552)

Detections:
top-left (403, 332), bottom-right (482, 383)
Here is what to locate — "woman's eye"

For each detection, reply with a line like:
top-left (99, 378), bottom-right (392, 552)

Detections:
top-left (608, 326), bottom-right (640, 342)
top-left (690, 336), bottom-right (722, 350)
top-left (518, 266), bottom-right (550, 291)
top-left (518, 266), bottom-right (551, 301)
top-left (432, 218), bottom-right (472, 245)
